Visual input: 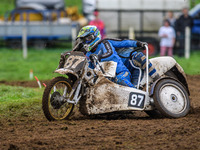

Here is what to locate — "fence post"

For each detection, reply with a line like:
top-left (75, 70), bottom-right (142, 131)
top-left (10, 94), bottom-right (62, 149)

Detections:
top-left (71, 23), bottom-right (77, 49)
top-left (22, 26), bottom-right (28, 59)
top-left (128, 26), bottom-right (135, 39)
top-left (185, 27), bottom-right (191, 59)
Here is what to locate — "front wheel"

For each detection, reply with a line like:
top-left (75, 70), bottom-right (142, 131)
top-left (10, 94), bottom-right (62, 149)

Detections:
top-left (153, 78), bottom-right (190, 118)
top-left (42, 76), bottom-right (74, 121)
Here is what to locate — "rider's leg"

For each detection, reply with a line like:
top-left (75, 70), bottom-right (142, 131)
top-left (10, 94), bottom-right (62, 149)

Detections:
top-left (131, 52), bottom-right (160, 81)
top-left (131, 67), bottom-right (142, 87)
top-left (114, 71), bottom-right (136, 88)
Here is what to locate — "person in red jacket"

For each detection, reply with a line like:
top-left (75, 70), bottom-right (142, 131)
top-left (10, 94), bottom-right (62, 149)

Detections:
top-left (89, 10), bottom-right (106, 39)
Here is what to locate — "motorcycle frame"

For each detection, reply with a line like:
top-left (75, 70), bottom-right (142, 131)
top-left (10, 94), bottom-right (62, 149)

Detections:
top-left (54, 45), bottom-right (153, 112)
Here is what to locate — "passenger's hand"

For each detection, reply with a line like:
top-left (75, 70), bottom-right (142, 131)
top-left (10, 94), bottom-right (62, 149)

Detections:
top-left (137, 41), bottom-right (148, 47)
top-left (137, 41), bottom-right (148, 49)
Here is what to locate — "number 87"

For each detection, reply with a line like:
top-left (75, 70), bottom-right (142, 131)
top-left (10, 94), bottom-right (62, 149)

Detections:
top-left (130, 94), bottom-right (144, 106)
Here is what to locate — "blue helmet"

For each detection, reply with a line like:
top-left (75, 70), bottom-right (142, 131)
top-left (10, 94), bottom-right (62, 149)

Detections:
top-left (77, 25), bottom-right (101, 51)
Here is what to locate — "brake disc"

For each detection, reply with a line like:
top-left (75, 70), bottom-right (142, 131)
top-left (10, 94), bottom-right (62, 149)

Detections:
top-left (50, 92), bottom-right (63, 109)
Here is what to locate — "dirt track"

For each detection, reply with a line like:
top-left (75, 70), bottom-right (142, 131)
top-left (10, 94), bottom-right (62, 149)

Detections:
top-left (0, 75), bottom-right (200, 150)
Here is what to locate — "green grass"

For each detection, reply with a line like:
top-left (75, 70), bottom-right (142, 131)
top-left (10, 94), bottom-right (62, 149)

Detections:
top-left (0, 48), bottom-right (200, 82)
top-left (0, 84), bottom-right (43, 118)
top-left (0, 48), bottom-right (70, 81)
top-left (190, 0), bottom-right (200, 8)
top-left (174, 51), bottom-right (200, 75)
top-left (0, 0), bottom-right (15, 18)
top-left (65, 0), bottom-right (82, 13)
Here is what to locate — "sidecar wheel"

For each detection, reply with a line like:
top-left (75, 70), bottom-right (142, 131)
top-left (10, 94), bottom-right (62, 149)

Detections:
top-left (153, 79), bottom-right (190, 118)
top-left (42, 77), bottom-right (74, 121)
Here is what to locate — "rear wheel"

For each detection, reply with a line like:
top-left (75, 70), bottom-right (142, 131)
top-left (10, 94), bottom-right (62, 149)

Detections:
top-left (42, 76), bottom-right (74, 121)
top-left (153, 78), bottom-right (190, 118)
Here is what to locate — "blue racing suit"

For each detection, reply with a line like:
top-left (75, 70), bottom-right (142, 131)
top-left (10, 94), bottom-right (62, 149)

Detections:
top-left (108, 38), bottom-right (159, 86)
top-left (86, 39), bottom-right (139, 88)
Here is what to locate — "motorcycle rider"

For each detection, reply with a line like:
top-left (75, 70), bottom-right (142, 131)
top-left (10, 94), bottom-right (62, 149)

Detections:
top-left (66, 25), bottom-right (159, 88)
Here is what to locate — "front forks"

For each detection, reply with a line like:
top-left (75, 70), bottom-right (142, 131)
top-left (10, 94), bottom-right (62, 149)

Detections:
top-left (65, 79), bottom-right (82, 105)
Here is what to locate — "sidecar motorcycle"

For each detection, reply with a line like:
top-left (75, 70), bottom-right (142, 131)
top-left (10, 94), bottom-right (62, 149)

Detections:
top-left (42, 45), bottom-right (190, 121)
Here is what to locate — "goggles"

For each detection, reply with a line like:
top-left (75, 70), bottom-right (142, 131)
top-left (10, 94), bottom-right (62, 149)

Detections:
top-left (84, 34), bottom-right (95, 44)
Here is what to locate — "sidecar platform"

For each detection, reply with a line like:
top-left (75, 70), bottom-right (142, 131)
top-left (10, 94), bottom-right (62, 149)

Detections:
top-left (83, 76), bottom-right (150, 115)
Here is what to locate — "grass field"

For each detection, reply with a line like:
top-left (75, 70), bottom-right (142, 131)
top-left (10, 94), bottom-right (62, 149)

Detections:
top-left (0, 49), bottom-right (200, 81)
top-left (0, 84), bottom-right (43, 118)
top-left (0, 48), bottom-right (70, 81)
top-left (174, 51), bottom-right (200, 75)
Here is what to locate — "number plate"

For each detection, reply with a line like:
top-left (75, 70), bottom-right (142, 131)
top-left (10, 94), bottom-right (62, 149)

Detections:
top-left (64, 55), bottom-right (86, 73)
top-left (128, 92), bottom-right (145, 109)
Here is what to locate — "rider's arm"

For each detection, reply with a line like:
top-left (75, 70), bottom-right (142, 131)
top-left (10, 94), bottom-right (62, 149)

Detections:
top-left (87, 41), bottom-right (116, 63)
top-left (106, 38), bottom-right (138, 48)
top-left (99, 40), bottom-right (114, 60)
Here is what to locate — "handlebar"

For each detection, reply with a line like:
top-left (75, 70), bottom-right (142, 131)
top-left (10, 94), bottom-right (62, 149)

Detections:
top-left (133, 45), bottom-right (147, 52)
top-left (90, 54), bottom-right (105, 74)
top-left (144, 45), bottom-right (149, 94)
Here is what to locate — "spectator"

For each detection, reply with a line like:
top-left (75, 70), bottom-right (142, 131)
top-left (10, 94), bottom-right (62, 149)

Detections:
top-left (158, 19), bottom-right (176, 57)
top-left (175, 7), bottom-right (193, 56)
top-left (166, 11), bottom-right (176, 27)
top-left (89, 10), bottom-right (106, 39)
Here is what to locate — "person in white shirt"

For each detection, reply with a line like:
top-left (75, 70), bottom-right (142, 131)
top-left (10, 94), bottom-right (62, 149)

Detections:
top-left (158, 19), bottom-right (176, 57)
